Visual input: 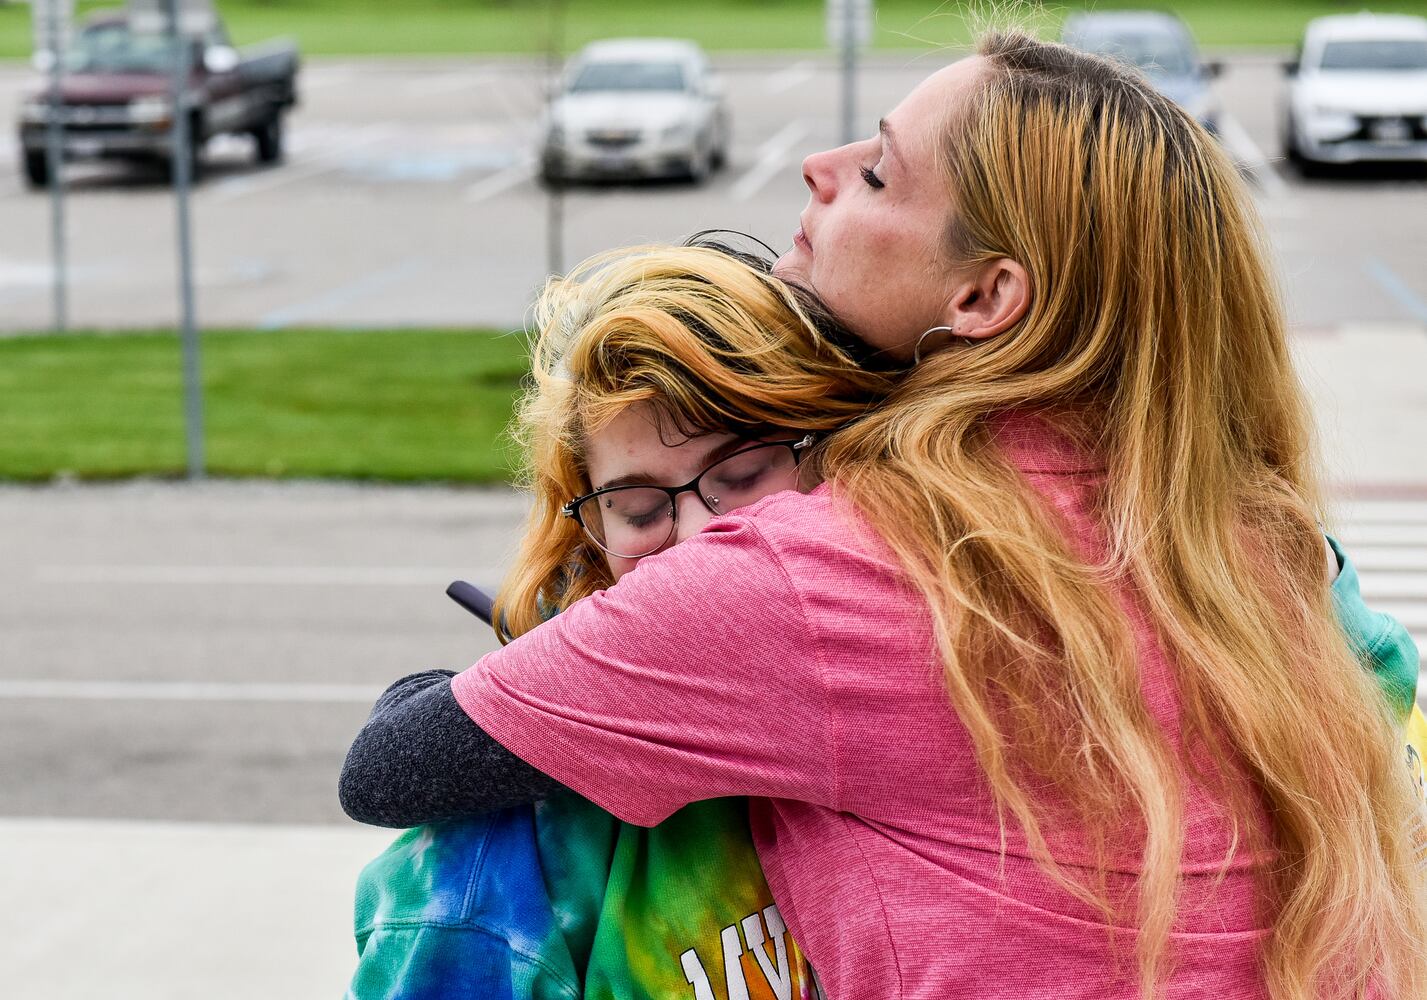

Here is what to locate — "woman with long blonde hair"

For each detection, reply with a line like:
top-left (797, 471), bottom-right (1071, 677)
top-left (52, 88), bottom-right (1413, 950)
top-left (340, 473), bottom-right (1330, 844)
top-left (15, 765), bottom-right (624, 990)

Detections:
top-left (344, 31), bottom-right (1426, 1000)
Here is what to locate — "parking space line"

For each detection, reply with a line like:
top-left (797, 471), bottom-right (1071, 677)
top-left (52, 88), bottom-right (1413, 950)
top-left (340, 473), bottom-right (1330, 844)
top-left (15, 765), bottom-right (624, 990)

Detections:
top-left (302, 66), bottom-right (358, 91)
top-left (1341, 546), bottom-right (1427, 571)
top-left (404, 71), bottom-right (489, 99)
top-left (35, 564), bottom-right (490, 585)
top-left (1218, 113), bottom-right (1290, 201)
top-left (731, 118), bottom-right (810, 202)
top-left (209, 158), bottom-right (344, 203)
top-left (1362, 257), bottom-right (1427, 326)
top-left (209, 124), bottom-right (390, 203)
top-left (766, 60), bottom-right (816, 94)
top-left (463, 159), bottom-right (534, 203)
top-left (1354, 572), bottom-right (1427, 596)
top-left (0, 679), bottom-right (384, 703)
top-left (1336, 499), bottom-right (1427, 523)
top-left (258, 258), bottom-right (426, 329)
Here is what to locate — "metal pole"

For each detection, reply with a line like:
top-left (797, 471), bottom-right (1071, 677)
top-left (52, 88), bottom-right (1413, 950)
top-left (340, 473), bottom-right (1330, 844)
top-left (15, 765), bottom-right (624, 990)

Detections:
top-left (545, 0), bottom-right (563, 277)
top-left (840, 0), bottom-right (857, 144)
top-left (165, 0), bottom-right (204, 479)
top-left (43, 0), bottom-right (68, 332)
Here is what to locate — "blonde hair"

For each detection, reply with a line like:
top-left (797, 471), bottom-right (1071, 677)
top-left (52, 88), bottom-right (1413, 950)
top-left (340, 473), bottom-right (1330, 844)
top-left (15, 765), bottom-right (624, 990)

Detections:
top-left (493, 242), bottom-right (898, 641)
top-left (818, 32), bottom-right (1427, 997)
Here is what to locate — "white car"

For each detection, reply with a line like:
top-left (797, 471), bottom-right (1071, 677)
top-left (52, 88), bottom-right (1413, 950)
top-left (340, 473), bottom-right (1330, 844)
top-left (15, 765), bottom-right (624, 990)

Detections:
top-left (1283, 13), bottom-right (1427, 168)
top-left (539, 38), bottom-right (729, 185)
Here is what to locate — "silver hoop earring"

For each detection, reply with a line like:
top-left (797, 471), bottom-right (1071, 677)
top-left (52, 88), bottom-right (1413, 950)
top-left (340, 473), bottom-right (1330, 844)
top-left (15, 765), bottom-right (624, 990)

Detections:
top-left (912, 325), bottom-right (957, 365)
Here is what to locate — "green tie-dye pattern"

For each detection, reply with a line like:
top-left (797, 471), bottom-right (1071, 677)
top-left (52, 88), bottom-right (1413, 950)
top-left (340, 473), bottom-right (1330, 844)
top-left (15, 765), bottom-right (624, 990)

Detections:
top-left (536, 794), bottom-right (815, 1000)
top-left (348, 796), bottom-right (814, 1000)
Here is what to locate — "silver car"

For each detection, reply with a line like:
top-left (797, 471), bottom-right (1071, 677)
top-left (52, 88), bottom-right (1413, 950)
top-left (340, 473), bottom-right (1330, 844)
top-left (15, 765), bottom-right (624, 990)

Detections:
top-left (539, 38), bottom-right (729, 185)
top-left (1060, 11), bottom-right (1222, 134)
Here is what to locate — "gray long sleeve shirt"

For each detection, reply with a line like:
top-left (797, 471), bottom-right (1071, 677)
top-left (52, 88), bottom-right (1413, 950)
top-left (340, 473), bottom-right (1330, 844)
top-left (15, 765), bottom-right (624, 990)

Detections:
top-left (338, 669), bottom-right (564, 828)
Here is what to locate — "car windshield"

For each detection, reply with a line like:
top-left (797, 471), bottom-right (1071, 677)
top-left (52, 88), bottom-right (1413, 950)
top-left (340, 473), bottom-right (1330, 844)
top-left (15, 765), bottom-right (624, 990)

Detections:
top-left (1319, 39), bottom-right (1427, 71)
top-left (1074, 29), bottom-right (1194, 76)
top-left (568, 60), bottom-right (687, 93)
top-left (64, 24), bottom-right (181, 74)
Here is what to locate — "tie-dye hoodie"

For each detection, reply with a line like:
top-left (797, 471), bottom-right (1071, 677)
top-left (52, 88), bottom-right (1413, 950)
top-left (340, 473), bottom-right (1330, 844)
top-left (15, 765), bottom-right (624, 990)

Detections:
top-left (348, 795), bottom-right (823, 1000)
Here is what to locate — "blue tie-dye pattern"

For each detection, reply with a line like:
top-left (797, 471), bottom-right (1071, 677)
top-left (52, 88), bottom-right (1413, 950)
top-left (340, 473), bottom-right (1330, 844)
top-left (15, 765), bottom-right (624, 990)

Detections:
top-left (348, 808), bottom-right (581, 1000)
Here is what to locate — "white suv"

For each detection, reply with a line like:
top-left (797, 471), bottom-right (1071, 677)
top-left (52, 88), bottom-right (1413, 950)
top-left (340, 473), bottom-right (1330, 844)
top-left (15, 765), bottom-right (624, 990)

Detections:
top-left (1283, 13), bottom-right (1427, 168)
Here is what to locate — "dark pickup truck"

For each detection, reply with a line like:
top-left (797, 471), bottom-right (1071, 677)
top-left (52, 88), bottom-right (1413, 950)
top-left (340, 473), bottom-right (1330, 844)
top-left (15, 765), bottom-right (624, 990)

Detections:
top-left (17, 10), bottom-right (299, 186)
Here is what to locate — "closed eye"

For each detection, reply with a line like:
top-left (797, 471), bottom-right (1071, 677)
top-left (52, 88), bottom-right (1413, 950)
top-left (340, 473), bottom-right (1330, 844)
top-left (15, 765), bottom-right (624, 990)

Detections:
top-left (859, 165), bottom-right (885, 190)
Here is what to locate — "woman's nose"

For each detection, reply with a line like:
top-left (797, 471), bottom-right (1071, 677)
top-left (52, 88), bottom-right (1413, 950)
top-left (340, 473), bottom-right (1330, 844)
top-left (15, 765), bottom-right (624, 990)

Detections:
top-left (801, 147), bottom-right (840, 203)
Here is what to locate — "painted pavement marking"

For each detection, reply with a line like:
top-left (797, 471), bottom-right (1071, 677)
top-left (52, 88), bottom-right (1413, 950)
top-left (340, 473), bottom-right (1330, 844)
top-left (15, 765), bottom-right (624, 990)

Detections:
top-left (0, 680), bottom-right (384, 703)
top-left (1362, 257), bottom-right (1427, 326)
top-left (731, 118), bottom-right (810, 202)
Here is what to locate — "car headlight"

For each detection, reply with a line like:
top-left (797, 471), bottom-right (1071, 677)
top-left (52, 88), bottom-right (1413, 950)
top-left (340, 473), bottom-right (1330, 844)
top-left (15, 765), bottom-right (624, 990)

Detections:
top-left (21, 99), bottom-right (50, 124)
top-left (128, 96), bottom-right (172, 125)
top-left (661, 121), bottom-right (693, 141)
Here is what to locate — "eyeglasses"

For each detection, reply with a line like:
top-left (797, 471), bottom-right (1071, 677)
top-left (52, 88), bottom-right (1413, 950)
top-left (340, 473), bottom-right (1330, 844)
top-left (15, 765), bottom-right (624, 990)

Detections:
top-left (562, 434), bottom-right (814, 560)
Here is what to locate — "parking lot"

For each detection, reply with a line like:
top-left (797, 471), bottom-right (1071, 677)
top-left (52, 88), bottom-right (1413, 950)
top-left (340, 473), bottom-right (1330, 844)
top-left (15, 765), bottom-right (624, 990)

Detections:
top-left (1, 51), bottom-right (1425, 332)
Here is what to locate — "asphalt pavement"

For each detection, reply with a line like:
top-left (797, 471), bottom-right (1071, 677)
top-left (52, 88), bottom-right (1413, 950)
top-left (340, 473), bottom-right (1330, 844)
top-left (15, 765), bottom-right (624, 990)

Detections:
top-left (0, 52), bottom-right (1424, 332)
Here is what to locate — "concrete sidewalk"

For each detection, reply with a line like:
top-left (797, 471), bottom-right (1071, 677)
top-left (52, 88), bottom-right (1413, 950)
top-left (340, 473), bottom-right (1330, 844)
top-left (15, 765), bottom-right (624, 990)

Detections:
top-left (2, 817), bottom-right (395, 999)
top-left (1295, 323), bottom-right (1427, 492)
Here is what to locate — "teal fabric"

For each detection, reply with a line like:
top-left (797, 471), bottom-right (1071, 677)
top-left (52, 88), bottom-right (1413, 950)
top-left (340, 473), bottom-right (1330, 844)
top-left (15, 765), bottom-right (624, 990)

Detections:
top-left (1328, 534), bottom-right (1420, 721)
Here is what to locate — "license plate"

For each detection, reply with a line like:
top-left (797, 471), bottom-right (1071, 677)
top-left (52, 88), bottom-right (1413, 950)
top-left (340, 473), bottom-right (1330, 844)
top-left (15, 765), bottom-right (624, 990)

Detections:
top-left (66, 139), bottom-right (104, 156)
top-left (1371, 118), bottom-right (1410, 143)
top-left (597, 154), bottom-right (628, 170)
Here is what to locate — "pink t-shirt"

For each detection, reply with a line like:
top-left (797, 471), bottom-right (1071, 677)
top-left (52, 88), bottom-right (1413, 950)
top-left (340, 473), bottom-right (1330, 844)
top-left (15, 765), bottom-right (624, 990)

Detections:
top-left (452, 417), bottom-right (1275, 999)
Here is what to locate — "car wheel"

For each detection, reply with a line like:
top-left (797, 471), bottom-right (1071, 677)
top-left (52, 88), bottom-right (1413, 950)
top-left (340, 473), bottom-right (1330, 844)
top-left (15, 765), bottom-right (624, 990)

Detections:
top-left (539, 158), bottom-right (566, 188)
top-left (22, 150), bottom-right (49, 188)
top-left (709, 118), bottom-right (729, 170)
top-left (164, 144), bottom-right (203, 183)
top-left (685, 144), bottom-right (712, 184)
top-left (254, 114), bottom-right (284, 165)
top-left (164, 116), bottom-right (205, 183)
top-left (1283, 114), bottom-right (1319, 177)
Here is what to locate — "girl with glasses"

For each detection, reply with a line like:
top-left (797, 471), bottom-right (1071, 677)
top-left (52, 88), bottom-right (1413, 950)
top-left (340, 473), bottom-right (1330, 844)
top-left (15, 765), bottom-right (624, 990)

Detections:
top-left (346, 31), bottom-right (1426, 999)
top-left (345, 238), bottom-right (897, 999)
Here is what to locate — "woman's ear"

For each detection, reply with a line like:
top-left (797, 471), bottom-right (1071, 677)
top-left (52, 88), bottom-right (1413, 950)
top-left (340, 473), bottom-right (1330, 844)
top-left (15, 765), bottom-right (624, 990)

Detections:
top-left (943, 258), bottom-right (1031, 341)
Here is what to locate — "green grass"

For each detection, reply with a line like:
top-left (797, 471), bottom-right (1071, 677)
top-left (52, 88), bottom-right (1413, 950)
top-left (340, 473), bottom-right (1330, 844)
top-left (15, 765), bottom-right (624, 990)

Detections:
top-left (3, 0), bottom-right (1427, 59)
top-left (0, 327), bottom-right (531, 483)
